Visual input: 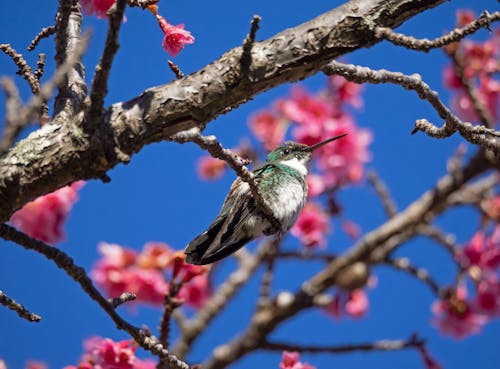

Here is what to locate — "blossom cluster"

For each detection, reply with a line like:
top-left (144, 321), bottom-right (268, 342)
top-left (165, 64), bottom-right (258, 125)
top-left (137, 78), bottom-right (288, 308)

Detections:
top-left (432, 222), bottom-right (500, 339)
top-left (279, 351), bottom-right (315, 369)
top-left (63, 337), bottom-right (155, 369)
top-left (92, 242), bottom-right (210, 309)
top-left (443, 10), bottom-right (499, 124)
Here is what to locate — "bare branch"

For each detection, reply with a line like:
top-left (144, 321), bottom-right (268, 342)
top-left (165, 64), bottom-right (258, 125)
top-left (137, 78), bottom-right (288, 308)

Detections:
top-left (127, 0), bottom-right (158, 8)
top-left (108, 292), bottom-right (137, 308)
top-left (257, 236), bottom-right (281, 308)
top-left (87, 0), bottom-right (127, 130)
top-left (0, 290), bottom-right (41, 322)
top-left (241, 15), bottom-right (261, 77)
top-left (275, 251), bottom-right (337, 262)
top-left (367, 171), bottom-right (397, 218)
top-left (171, 127), bottom-right (282, 231)
top-left (0, 223), bottom-right (190, 369)
top-left (168, 60), bottom-right (185, 79)
top-left (0, 43), bottom-right (40, 94)
top-left (375, 11), bottom-right (500, 52)
top-left (322, 61), bottom-right (500, 153)
top-left (159, 282), bottom-right (182, 350)
top-left (261, 334), bottom-right (425, 354)
top-left (0, 77), bottom-right (25, 155)
top-left (28, 26), bottom-right (57, 51)
top-left (383, 257), bottom-right (442, 296)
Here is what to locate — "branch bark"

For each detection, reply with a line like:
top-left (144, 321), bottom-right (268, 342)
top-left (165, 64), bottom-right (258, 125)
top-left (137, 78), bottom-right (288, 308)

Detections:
top-left (0, 0), bottom-right (446, 222)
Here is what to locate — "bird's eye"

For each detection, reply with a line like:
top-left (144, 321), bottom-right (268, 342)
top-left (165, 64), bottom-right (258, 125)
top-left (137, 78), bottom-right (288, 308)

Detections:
top-left (283, 148), bottom-right (290, 155)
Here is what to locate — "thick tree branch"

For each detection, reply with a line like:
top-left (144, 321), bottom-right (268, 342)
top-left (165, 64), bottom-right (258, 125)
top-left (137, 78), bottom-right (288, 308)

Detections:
top-left (0, 0), bottom-right (448, 222)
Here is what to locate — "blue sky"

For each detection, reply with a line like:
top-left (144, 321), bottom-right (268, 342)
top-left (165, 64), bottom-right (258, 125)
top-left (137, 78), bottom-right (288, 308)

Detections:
top-left (0, 1), bottom-right (499, 369)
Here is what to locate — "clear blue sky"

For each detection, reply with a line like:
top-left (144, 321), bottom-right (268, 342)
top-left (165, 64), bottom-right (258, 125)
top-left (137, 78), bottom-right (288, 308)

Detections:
top-left (0, 1), bottom-right (499, 369)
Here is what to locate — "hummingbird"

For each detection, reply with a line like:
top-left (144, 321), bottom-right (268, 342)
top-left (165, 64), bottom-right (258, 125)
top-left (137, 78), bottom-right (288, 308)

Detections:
top-left (185, 133), bottom-right (347, 265)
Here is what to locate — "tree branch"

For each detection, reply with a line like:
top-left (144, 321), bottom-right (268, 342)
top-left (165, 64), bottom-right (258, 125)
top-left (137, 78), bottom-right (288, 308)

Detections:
top-left (28, 26), bottom-right (57, 52)
top-left (0, 0), bottom-right (448, 222)
top-left (322, 61), bottom-right (500, 152)
top-left (0, 289), bottom-right (41, 322)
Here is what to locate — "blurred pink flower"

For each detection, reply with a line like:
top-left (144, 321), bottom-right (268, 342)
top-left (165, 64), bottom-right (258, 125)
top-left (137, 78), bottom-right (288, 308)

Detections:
top-left (156, 15), bottom-right (194, 57)
top-left (171, 251), bottom-right (208, 283)
top-left (341, 219), bottom-right (361, 240)
top-left (80, 0), bottom-right (116, 18)
top-left (137, 242), bottom-right (174, 269)
top-left (249, 110), bottom-right (287, 151)
top-left (306, 174), bottom-right (326, 198)
top-left (278, 86), bottom-right (334, 126)
top-left (458, 228), bottom-right (500, 272)
top-left (473, 277), bottom-right (500, 317)
top-left (25, 362), bottom-right (47, 369)
top-left (10, 181), bottom-right (84, 244)
top-left (325, 289), bottom-right (369, 319)
top-left (279, 351), bottom-right (316, 369)
top-left (456, 9), bottom-right (475, 27)
top-left (178, 274), bottom-right (211, 309)
top-left (291, 203), bottom-right (330, 249)
top-left (328, 75), bottom-right (363, 109)
top-left (431, 285), bottom-right (487, 339)
top-left (197, 155), bottom-right (227, 180)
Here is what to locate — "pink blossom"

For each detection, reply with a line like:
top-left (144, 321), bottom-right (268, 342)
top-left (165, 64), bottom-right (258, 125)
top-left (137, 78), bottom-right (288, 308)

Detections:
top-left (25, 362), bottom-right (47, 369)
top-left (278, 86), bottom-right (335, 126)
top-left (328, 75), bottom-right (363, 109)
top-left (137, 242), bottom-right (174, 269)
top-left (341, 219), bottom-right (361, 240)
top-left (431, 286), bottom-right (487, 339)
top-left (80, 0), bottom-right (116, 18)
top-left (291, 203), bottom-right (330, 249)
top-left (127, 268), bottom-right (168, 305)
top-left (456, 9), bottom-right (475, 27)
top-left (325, 289), bottom-right (369, 319)
top-left (458, 228), bottom-right (500, 272)
top-left (197, 155), bottom-right (227, 180)
top-left (178, 274), bottom-right (211, 309)
top-left (10, 181), bottom-right (84, 244)
top-left (171, 251), bottom-right (208, 283)
top-left (82, 337), bottom-right (136, 369)
top-left (156, 15), bottom-right (194, 57)
top-left (473, 277), bottom-right (500, 317)
top-left (249, 110), bottom-right (287, 151)
top-left (306, 174), bottom-right (326, 198)
top-left (279, 351), bottom-right (316, 369)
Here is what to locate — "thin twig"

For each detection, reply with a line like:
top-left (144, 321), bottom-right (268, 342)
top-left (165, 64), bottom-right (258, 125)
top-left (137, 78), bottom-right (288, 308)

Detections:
top-left (0, 78), bottom-right (24, 155)
top-left (87, 0), bottom-right (127, 130)
top-left (275, 251), bottom-right (337, 262)
top-left (159, 282), bottom-right (182, 350)
top-left (0, 223), bottom-right (190, 369)
top-left (0, 43), bottom-right (40, 94)
top-left (257, 236), bottom-right (280, 308)
top-left (0, 290), bottom-right (41, 322)
top-left (375, 11), bottom-right (500, 52)
top-left (108, 292), bottom-right (137, 308)
top-left (170, 127), bottom-right (282, 231)
top-left (367, 171), bottom-right (397, 218)
top-left (261, 333), bottom-right (425, 354)
top-left (127, 0), bottom-right (158, 8)
top-left (323, 61), bottom-right (500, 153)
top-left (168, 60), bottom-right (184, 79)
top-left (241, 15), bottom-right (261, 77)
top-left (417, 225), bottom-right (458, 259)
top-left (28, 26), bottom-right (57, 51)
top-left (383, 257), bottom-right (442, 296)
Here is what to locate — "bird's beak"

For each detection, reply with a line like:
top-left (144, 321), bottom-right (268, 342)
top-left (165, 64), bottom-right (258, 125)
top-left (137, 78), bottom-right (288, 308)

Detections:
top-left (303, 133), bottom-right (347, 152)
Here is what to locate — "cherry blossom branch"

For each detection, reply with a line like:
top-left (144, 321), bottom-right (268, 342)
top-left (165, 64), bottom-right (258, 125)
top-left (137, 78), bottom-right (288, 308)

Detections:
top-left (367, 171), bottom-right (398, 218)
top-left (0, 223), bottom-right (190, 369)
top-left (261, 333), bottom-right (425, 353)
top-left (383, 257), bottom-right (442, 296)
top-left (0, 0), bottom-right (450, 222)
top-left (87, 0), bottom-right (127, 129)
top-left (375, 11), bottom-right (500, 52)
top-left (28, 26), bottom-right (57, 52)
top-left (108, 292), bottom-right (137, 308)
top-left (53, 0), bottom-right (87, 125)
top-left (0, 289), bottom-right (41, 322)
top-left (170, 127), bottom-right (282, 231)
top-left (448, 51), bottom-right (495, 128)
top-left (172, 241), bottom-right (272, 358)
top-left (322, 61), bottom-right (500, 153)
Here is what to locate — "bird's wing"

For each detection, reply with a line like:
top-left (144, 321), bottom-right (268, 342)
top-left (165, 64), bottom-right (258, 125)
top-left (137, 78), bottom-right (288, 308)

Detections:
top-left (185, 164), bottom-right (276, 265)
